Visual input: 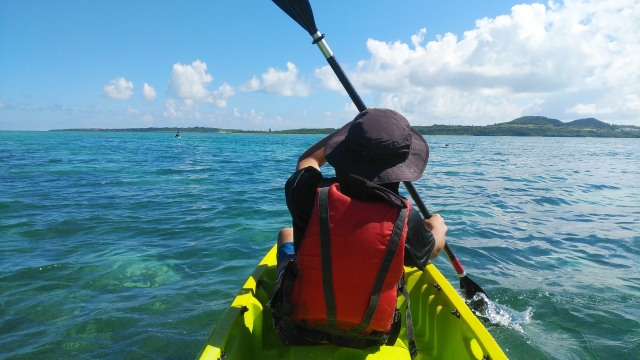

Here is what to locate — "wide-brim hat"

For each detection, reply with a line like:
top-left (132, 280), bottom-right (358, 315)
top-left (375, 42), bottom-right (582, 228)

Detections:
top-left (325, 108), bottom-right (429, 183)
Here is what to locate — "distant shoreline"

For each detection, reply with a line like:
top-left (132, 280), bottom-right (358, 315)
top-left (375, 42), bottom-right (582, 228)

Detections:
top-left (49, 127), bottom-right (640, 138)
top-left (50, 115), bottom-right (640, 138)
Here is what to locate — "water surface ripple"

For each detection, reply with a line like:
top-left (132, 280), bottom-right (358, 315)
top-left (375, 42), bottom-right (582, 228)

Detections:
top-left (1, 132), bottom-right (638, 359)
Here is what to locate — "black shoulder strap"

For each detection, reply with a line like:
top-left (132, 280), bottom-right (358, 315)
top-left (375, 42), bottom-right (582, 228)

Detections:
top-left (279, 262), bottom-right (298, 317)
top-left (399, 275), bottom-right (419, 359)
top-left (352, 206), bottom-right (408, 333)
top-left (318, 181), bottom-right (337, 328)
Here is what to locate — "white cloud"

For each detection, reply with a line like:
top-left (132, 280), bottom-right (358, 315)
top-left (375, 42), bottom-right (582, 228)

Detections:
top-left (239, 76), bottom-right (260, 92)
top-left (343, 102), bottom-right (358, 113)
top-left (170, 60), bottom-right (213, 99)
top-left (211, 82), bottom-right (235, 107)
top-left (162, 98), bottom-right (206, 119)
top-left (126, 106), bottom-right (140, 115)
top-left (245, 109), bottom-right (263, 123)
top-left (622, 95), bottom-right (640, 111)
top-left (142, 113), bottom-right (153, 123)
top-left (316, 103), bottom-right (361, 126)
top-left (230, 108), bottom-right (287, 127)
top-left (315, 66), bottom-right (346, 95)
top-left (241, 62), bottom-right (310, 96)
top-left (315, 0), bottom-right (640, 125)
top-left (142, 83), bottom-right (157, 101)
top-left (565, 103), bottom-right (614, 114)
top-left (103, 77), bottom-right (133, 100)
top-left (163, 99), bottom-right (183, 119)
top-left (0, 101), bottom-right (4, 109)
top-left (169, 60), bottom-right (235, 109)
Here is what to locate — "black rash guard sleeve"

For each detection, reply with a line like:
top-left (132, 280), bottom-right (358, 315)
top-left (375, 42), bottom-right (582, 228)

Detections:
top-left (284, 167), bottom-right (323, 252)
top-left (403, 207), bottom-right (435, 270)
top-left (284, 166), bottom-right (435, 268)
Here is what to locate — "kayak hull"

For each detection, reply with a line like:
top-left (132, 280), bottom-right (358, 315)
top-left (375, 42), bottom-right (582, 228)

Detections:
top-left (198, 245), bottom-right (507, 360)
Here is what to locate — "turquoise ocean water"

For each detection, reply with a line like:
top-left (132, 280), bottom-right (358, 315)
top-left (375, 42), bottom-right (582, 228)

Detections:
top-left (1, 131), bottom-right (639, 359)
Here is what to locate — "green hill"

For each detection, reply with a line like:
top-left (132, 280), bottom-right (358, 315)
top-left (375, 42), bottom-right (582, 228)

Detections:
top-left (412, 116), bottom-right (639, 137)
top-left (565, 118), bottom-right (612, 128)
top-left (505, 116), bottom-right (564, 126)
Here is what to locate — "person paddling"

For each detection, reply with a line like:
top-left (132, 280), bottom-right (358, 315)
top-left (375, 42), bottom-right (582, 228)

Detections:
top-left (175, 131), bottom-right (180, 138)
top-left (270, 108), bottom-right (447, 355)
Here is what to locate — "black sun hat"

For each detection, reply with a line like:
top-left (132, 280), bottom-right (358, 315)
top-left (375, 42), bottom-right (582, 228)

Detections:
top-left (325, 108), bottom-right (429, 184)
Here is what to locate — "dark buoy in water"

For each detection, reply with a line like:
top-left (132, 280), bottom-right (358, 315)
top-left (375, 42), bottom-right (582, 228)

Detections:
top-left (445, 144), bottom-right (449, 147)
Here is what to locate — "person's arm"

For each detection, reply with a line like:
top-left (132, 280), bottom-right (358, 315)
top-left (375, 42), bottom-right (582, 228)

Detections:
top-left (296, 135), bottom-right (332, 171)
top-left (404, 209), bottom-right (448, 269)
top-left (423, 214), bottom-right (447, 259)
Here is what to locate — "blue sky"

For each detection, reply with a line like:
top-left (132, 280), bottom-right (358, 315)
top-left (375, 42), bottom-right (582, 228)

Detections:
top-left (1, 0), bottom-right (639, 130)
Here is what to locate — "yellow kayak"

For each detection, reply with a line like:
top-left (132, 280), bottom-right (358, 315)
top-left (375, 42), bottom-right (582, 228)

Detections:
top-left (198, 245), bottom-right (507, 360)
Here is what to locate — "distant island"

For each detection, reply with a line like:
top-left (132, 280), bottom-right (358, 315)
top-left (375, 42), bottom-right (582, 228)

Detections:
top-left (52, 116), bottom-right (640, 138)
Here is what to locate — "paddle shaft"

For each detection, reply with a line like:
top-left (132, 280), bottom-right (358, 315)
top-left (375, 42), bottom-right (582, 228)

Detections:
top-left (309, 33), bottom-right (471, 277)
top-left (311, 32), bottom-right (366, 112)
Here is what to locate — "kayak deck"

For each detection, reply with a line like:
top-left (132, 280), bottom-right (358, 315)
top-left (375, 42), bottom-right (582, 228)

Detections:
top-left (198, 245), bottom-right (506, 360)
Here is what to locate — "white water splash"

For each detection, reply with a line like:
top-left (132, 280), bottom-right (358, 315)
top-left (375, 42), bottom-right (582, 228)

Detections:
top-left (466, 293), bottom-right (533, 333)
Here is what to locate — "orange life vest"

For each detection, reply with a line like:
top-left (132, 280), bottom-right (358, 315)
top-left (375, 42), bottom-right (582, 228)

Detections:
top-left (289, 181), bottom-right (410, 335)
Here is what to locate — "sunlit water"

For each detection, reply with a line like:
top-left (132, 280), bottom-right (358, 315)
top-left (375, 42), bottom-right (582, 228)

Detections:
top-left (1, 132), bottom-right (638, 359)
top-left (465, 292), bottom-right (533, 334)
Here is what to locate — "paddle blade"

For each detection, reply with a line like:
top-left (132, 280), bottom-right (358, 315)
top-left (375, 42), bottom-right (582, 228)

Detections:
top-left (460, 275), bottom-right (486, 299)
top-left (272, 0), bottom-right (318, 35)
